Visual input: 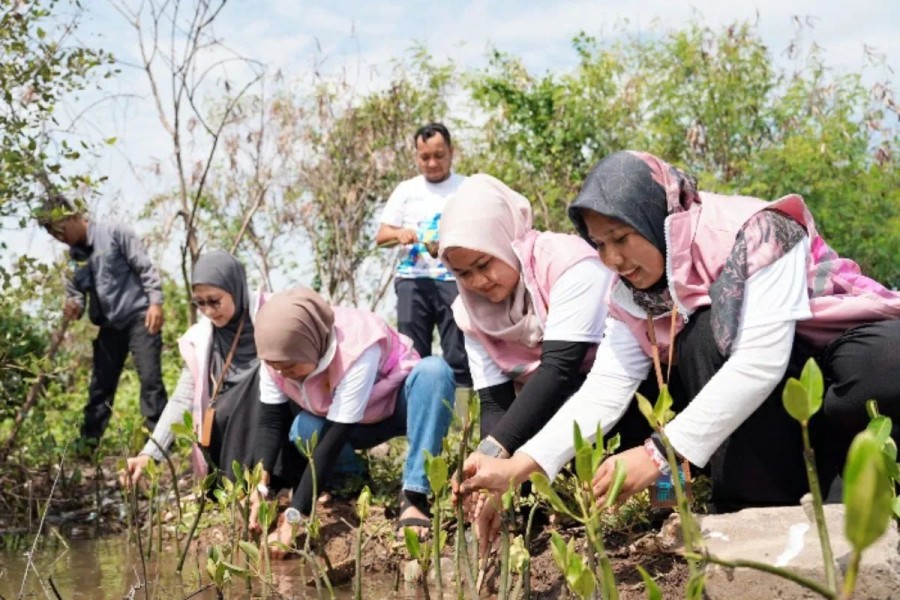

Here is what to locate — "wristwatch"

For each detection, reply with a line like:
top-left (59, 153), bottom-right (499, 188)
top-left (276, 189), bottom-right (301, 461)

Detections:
top-left (476, 438), bottom-right (509, 459)
top-left (284, 507), bottom-right (303, 525)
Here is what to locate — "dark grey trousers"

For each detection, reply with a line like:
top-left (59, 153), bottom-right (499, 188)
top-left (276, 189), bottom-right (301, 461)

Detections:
top-left (81, 315), bottom-right (168, 441)
top-left (395, 278), bottom-right (472, 387)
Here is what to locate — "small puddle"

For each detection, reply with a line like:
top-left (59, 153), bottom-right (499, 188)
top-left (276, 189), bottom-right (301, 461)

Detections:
top-left (0, 535), bottom-right (416, 599)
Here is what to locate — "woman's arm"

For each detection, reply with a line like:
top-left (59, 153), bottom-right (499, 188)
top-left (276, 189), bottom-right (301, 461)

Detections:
top-left (256, 365), bottom-right (291, 480)
top-left (517, 317), bottom-right (651, 479)
top-left (482, 260), bottom-right (613, 454)
top-left (140, 367), bottom-right (194, 459)
top-left (665, 242), bottom-right (811, 466)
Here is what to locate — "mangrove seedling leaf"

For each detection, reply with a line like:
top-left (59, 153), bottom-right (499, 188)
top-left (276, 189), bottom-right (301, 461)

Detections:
top-left (799, 358), bottom-right (824, 416)
top-left (239, 541), bottom-right (259, 565)
top-left (403, 527), bottom-right (421, 559)
top-left (604, 459), bottom-right (627, 509)
top-left (867, 416), bottom-right (893, 447)
top-left (844, 430), bottom-right (893, 552)
top-left (636, 392), bottom-right (657, 429)
top-left (636, 565), bottom-right (662, 600)
top-left (509, 535), bottom-right (530, 574)
top-left (654, 385), bottom-right (675, 426)
top-left (866, 399), bottom-right (880, 420)
top-left (356, 485), bottom-right (371, 521)
top-left (566, 553), bottom-right (597, 599)
top-left (782, 378), bottom-right (812, 423)
top-left (530, 473), bottom-right (577, 520)
top-left (605, 431), bottom-right (621, 458)
top-left (424, 452), bottom-right (448, 496)
top-left (574, 443), bottom-right (594, 486)
top-left (549, 530), bottom-right (568, 573)
top-left (573, 421), bottom-right (586, 453)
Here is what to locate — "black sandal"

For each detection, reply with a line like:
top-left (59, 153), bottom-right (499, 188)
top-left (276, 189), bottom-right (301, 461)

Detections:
top-left (396, 490), bottom-right (432, 535)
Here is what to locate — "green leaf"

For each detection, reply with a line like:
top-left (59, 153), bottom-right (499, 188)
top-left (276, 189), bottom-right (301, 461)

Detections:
top-left (424, 452), bottom-right (448, 495)
top-left (530, 473), bottom-right (576, 520)
top-left (566, 553), bottom-right (597, 599)
top-left (636, 392), bottom-right (657, 429)
top-left (686, 571), bottom-right (707, 600)
top-left (170, 422), bottom-right (191, 437)
top-left (356, 485), bottom-right (371, 521)
top-left (783, 359), bottom-right (825, 423)
top-left (221, 561), bottom-right (250, 576)
top-left (604, 432), bottom-right (621, 458)
top-left (782, 379), bottom-right (812, 423)
top-left (509, 535), bottom-right (530, 574)
top-left (549, 531), bottom-right (568, 573)
top-left (592, 421), bottom-right (607, 472)
top-left (573, 421), bottom-right (586, 453)
top-left (893, 497), bottom-right (900, 519)
top-left (866, 400), bottom-right (880, 420)
top-left (239, 541), bottom-right (259, 565)
top-left (403, 527), bottom-right (421, 559)
top-left (798, 359), bottom-right (824, 416)
top-left (867, 416), bottom-right (893, 447)
top-left (604, 459), bottom-right (627, 508)
top-left (574, 443), bottom-right (594, 485)
top-left (636, 565), bottom-right (662, 600)
top-left (843, 430), bottom-right (893, 552)
top-left (653, 385), bottom-right (675, 426)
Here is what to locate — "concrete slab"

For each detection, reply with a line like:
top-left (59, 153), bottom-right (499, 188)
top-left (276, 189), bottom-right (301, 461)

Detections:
top-left (699, 504), bottom-right (899, 599)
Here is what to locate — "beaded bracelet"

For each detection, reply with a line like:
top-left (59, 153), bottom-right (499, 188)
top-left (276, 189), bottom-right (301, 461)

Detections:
top-left (643, 438), bottom-right (671, 475)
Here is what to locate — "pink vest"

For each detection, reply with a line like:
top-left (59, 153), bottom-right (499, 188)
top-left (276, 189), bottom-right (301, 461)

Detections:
top-left (265, 307), bottom-right (419, 422)
top-left (609, 192), bottom-right (900, 360)
top-left (454, 230), bottom-right (603, 383)
top-left (179, 290), bottom-right (266, 476)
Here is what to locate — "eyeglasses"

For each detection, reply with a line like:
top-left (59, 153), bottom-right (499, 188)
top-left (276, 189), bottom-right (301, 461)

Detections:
top-left (191, 296), bottom-right (222, 309)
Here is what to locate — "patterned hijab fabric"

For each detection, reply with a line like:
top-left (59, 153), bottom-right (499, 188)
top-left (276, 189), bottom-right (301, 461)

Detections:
top-left (254, 288), bottom-right (335, 364)
top-left (191, 250), bottom-right (258, 385)
top-left (439, 173), bottom-right (544, 348)
top-left (569, 150), bottom-right (806, 354)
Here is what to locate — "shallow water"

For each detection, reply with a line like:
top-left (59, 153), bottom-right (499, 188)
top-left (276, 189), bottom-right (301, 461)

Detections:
top-left (0, 535), bottom-right (411, 599)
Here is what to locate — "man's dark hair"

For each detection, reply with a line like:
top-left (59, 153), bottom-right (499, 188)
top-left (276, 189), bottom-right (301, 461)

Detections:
top-left (36, 194), bottom-right (79, 229)
top-left (414, 122), bottom-right (451, 148)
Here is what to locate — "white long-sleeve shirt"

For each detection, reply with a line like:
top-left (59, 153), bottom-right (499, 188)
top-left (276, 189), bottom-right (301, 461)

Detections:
top-left (518, 239), bottom-right (812, 476)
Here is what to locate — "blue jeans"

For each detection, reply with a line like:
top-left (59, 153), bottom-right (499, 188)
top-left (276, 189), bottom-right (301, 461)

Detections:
top-left (288, 356), bottom-right (456, 495)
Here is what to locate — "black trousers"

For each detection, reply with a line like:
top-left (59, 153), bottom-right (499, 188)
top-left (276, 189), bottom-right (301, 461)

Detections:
top-left (81, 315), bottom-right (168, 441)
top-left (395, 278), bottom-right (472, 387)
top-left (610, 308), bottom-right (900, 510)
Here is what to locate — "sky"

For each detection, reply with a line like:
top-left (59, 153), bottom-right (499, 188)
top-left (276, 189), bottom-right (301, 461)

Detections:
top-left (4, 0), bottom-right (898, 292)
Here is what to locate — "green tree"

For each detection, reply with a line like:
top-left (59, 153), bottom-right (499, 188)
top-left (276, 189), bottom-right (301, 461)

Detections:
top-left (0, 0), bottom-right (114, 219)
top-left (464, 19), bottom-right (900, 286)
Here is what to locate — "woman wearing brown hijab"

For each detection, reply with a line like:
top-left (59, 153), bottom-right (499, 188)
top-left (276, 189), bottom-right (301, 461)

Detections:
top-left (251, 288), bottom-right (456, 556)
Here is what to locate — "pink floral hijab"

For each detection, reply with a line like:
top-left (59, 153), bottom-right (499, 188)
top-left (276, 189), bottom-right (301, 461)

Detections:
top-left (439, 174), bottom-right (544, 348)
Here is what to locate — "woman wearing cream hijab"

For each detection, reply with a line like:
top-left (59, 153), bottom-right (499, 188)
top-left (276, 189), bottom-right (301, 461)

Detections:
top-left (439, 174), bottom-right (613, 555)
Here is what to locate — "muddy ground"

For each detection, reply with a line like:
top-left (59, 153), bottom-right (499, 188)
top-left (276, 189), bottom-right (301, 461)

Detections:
top-left (0, 458), bottom-right (688, 599)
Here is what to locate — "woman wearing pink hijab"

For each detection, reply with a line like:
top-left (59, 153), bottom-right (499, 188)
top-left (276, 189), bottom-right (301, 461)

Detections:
top-left (439, 174), bottom-right (613, 554)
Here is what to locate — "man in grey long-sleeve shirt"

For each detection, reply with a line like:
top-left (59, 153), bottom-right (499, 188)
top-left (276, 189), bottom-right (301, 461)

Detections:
top-left (39, 196), bottom-right (168, 448)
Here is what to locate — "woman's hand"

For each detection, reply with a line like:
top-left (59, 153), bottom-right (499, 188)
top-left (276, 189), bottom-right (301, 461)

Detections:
top-left (120, 454), bottom-right (152, 487)
top-left (267, 514), bottom-right (301, 560)
top-left (473, 492), bottom-right (502, 558)
top-left (456, 452), bottom-right (538, 496)
top-left (247, 489), bottom-right (262, 534)
top-left (592, 446), bottom-right (661, 506)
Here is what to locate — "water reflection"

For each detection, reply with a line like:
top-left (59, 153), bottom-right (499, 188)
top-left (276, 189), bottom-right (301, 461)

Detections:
top-left (0, 536), bottom-right (411, 599)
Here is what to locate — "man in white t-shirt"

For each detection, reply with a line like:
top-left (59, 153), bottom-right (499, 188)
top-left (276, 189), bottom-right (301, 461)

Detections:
top-left (376, 123), bottom-right (471, 387)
